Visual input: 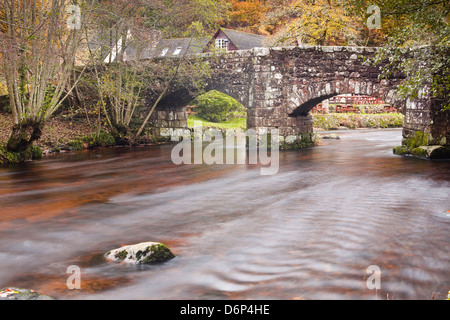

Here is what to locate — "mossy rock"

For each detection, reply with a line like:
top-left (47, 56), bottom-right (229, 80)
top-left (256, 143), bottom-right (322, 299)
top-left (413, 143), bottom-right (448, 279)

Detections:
top-left (410, 147), bottom-right (429, 158)
top-left (105, 242), bottom-right (175, 264)
top-left (393, 145), bottom-right (410, 156)
top-left (404, 131), bottom-right (430, 149)
top-left (281, 133), bottom-right (319, 150)
top-left (0, 287), bottom-right (55, 300)
top-left (393, 145), bottom-right (450, 159)
top-left (321, 134), bottom-right (341, 140)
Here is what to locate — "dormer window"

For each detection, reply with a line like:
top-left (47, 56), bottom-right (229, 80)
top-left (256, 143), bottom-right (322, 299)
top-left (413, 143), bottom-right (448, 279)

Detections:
top-left (173, 47), bottom-right (182, 55)
top-left (215, 38), bottom-right (228, 50)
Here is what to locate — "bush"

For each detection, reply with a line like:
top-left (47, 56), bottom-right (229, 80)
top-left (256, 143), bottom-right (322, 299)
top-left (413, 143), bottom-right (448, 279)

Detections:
top-left (0, 144), bottom-right (42, 166)
top-left (82, 130), bottom-right (116, 149)
top-left (67, 139), bottom-right (85, 151)
top-left (192, 90), bottom-right (245, 122)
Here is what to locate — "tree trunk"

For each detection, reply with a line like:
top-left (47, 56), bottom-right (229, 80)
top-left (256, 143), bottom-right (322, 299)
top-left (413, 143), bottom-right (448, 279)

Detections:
top-left (6, 120), bottom-right (44, 152)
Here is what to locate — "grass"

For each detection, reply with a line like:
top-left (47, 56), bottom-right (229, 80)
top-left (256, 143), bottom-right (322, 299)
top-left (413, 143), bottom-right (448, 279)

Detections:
top-left (188, 115), bottom-right (247, 130)
top-left (313, 113), bottom-right (404, 130)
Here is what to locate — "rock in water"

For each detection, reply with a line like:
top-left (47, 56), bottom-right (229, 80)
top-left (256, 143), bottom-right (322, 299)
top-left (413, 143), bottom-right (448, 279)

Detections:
top-left (0, 287), bottom-right (55, 300)
top-left (321, 134), bottom-right (341, 140)
top-left (105, 242), bottom-right (175, 264)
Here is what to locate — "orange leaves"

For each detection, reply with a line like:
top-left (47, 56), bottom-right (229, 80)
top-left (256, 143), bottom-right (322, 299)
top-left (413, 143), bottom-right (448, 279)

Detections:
top-left (228, 0), bottom-right (267, 32)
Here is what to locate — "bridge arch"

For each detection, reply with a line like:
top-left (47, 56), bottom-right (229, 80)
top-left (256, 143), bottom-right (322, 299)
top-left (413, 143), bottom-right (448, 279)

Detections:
top-left (146, 46), bottom-right (448, 147)
top-left (287, 78), bottom-right (405, 118)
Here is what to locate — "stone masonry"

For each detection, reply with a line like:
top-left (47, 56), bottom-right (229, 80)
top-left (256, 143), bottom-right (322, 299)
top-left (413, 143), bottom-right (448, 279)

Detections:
top-left (146, 46), bottom-right (449, 146)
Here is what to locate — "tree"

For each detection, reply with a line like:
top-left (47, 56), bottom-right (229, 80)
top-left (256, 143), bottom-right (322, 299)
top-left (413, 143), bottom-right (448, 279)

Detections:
top-left (80, 0), bottom-right (217, 140)
top-left (227, 0), bottom-right (267, 33)
top-left (262, 0), bottom-right (364, 46)
top-left (138, 0), bottom-right (228, 38)
top-left (0, 0), bottom-right (228, 154)
top-left (0, 0), bottom-right (86, 152)
top-left (347, 0), bottom-right (450, 109)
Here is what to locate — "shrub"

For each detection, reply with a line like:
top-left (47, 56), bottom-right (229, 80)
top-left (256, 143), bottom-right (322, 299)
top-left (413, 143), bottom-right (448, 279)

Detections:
top-left (67, 139), bottom-right (85, 151)
top-left (82, 130), bottom-right (116, 149)
top-left (0, 144), bottom-right (42, 165)
top-left (192, 90), bottom-right (245, 122)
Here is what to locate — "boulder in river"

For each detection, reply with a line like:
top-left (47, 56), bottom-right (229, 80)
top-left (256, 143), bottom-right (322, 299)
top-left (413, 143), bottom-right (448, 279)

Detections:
top-left (0, 287), bottom-right (55, 300)
top-left (105, 242), bottom-right (175, 264)
top-left (321, 134), bottom-right (341, 140)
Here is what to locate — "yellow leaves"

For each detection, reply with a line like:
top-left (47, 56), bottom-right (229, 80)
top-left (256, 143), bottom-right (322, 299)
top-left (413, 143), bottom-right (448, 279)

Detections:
top-left (0, 81), bottom-right (8, 96)
top-left (269, 0), bottom-right (361, 46)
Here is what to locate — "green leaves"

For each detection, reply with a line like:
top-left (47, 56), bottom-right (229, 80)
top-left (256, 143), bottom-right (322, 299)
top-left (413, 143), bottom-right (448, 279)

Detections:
top-left (347, 0), bottom-right (449, 109)
top-left (192, 90), bottom-right (245, 123)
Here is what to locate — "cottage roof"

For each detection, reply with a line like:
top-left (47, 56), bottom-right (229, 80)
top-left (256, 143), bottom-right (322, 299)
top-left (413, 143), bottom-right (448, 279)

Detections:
top-left (113, 28), bottom-right (268, 62)
top-left (213, 28), bottom-right (267, 50)
top-left (125, 37), bottom-right (209, 61)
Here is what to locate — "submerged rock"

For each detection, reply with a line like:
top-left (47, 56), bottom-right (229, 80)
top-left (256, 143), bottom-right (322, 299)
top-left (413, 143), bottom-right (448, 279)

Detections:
top-left (0, 287), bottom-right (55, 300)
top-left (105, 242), bottom-right (175, 264)
top-left (321, 134), bottom-right (341, 140)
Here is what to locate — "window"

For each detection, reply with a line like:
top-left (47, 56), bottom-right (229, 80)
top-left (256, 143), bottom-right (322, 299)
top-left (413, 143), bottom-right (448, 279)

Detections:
top-left (161, 48), bottom-right (169, 56)
top-left (173, 47), bottom-right (182, 55)
top-left (215, 38), bottom-right (228, 50)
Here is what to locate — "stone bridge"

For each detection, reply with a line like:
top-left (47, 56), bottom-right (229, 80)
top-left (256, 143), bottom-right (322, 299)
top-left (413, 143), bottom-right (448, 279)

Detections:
top-left (147, 46), bottom-right (449, 148)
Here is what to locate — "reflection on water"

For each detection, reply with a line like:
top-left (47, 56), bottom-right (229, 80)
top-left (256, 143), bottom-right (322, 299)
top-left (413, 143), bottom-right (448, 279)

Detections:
top-left (0, 129), bottom-right (449, 300)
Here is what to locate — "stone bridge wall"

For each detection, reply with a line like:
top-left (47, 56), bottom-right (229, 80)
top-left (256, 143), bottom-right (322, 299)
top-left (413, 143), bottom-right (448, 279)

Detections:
top-left (146, 46), bottom-right (449, 146)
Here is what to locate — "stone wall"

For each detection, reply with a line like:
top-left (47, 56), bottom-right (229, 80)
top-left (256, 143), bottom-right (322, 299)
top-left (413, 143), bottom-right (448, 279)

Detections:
top-left (145, 45), bottom-right (448, 147)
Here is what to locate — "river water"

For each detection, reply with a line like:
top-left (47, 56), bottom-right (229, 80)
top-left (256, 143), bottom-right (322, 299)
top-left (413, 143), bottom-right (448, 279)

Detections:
top-left (0, 128), bottom-right (449, 300)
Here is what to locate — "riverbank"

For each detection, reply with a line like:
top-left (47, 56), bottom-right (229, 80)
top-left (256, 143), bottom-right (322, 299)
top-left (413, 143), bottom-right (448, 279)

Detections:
top-left (0, 112), bottom-right (99, 149)
top-left (0, 112), bottom-right (168, 166)
top-left (0, 112), bottom-right (406, 165)
top-left (313, 113), bottom-right (404, 130)
top-left (0, 112), bottom-right (404, 147)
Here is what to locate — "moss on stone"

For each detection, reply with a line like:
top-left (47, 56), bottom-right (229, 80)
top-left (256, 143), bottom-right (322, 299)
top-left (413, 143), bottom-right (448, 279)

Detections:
top-left (141, 244), bottom-right (175, 264)
top-left (410, 147), bottom-right (429, 158)
top-left (114, 250), bottom-right (128, 261)
top-left (393, 145), bottom-right (410, 155)
top-left (135, 246), bottom-right (151, 261)
top-left (281, 133), bottom-right (319, 150)
top-left (404, 131), bottom-right (429, 149)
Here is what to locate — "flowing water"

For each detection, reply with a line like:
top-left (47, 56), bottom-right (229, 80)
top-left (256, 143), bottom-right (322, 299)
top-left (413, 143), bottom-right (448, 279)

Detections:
top-left (0, 128), bottom-right (449, 300)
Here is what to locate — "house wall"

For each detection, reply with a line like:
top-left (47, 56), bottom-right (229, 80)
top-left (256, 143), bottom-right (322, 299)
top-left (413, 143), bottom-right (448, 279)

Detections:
top-left (214, 30), bottom-right (238, 51)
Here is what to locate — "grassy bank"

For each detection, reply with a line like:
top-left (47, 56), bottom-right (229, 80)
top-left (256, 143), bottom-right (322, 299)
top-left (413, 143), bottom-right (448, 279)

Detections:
top-left (0, 112), bottom-right (116, 165)
top-left (313, 113), bottom-right (404, 130)
top-left (188, 115), bottom-right (247, 130)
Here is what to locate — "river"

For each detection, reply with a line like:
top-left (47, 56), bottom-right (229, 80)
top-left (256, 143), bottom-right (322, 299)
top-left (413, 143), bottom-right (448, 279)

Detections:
top-left (0, 128), bottom-right (449, 300)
